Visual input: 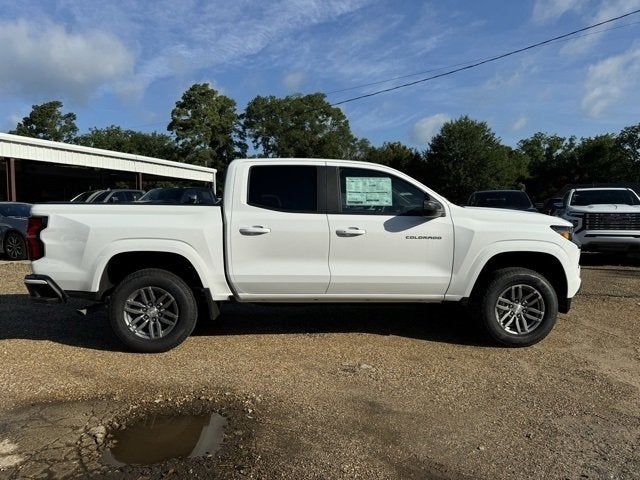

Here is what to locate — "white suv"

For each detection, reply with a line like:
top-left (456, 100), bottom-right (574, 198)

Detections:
top-left (556, 187), bottom-right (640, 252)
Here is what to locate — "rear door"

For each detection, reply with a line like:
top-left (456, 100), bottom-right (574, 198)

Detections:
top-left (227, 162), bottom-right (330, 297)
top-left (326, 166), bottom-right (454, 298)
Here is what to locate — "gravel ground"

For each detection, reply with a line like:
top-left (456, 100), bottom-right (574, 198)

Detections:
top-left (0, 255), bottom-right (639, 479)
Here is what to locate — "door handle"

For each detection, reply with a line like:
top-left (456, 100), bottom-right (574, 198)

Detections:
top-left (336, 227), bottom-right (366, 237)
top-left (239, 226), bottom-right (271, 235)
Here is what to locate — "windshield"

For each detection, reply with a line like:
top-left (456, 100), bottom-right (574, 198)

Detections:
top-left (139, 188), bottom-right (184, 202)
top-left (570, 190), bottom-right (640, 206)
top-left (0, 204), bottom-right (31, 217)
top-left (71, 191), bottom-right (98, 202)
top-left (470, 191), bottom-right (532, 209)
top-left (87, 191), bottom-right (110, 203)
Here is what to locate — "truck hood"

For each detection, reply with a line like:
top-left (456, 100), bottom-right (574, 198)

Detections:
top-left (462, 206), bottom-right (571, 227)
top-left (567, 204), bottom-right (640, 214)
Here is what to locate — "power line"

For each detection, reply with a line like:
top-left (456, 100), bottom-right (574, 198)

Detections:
top-left (329, 9), bottom-right (640, 107)
top-left (324, 20), bottom-right (640, 96)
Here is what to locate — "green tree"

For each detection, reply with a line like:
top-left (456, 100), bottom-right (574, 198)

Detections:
top-left (570, 134), bottom-right (631, 184)
top-left (617, 123), bottom-right (640, 181)
top-left (423, 116), bottom-right (527, 202)
top-left (168, 83), bottom-right (245, 171)
top-left (76, 126), bottom-right (177, 159)
top-left (243, 93), bottom-right (359, 158)
top-left (10, 101), bottom-right (78, 142)
top-left (365, 141), bottom-right (425, 180)
top-left (517, 133), bottom-right (576, 201)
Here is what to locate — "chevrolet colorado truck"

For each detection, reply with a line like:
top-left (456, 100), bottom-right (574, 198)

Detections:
top-left (24, 158), bottom-right (581, 352)
top-left (555, 187), bottom-right (640, 252)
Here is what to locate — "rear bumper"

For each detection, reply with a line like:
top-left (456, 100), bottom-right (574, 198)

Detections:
top-left (24, 274), bottom-right (68, 303)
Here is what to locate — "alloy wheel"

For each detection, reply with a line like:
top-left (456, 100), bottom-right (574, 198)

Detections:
top-left (123, 286), bottom-right (179, 340)
top-left (5, 234), bottom-right (25, 260)
top-left (494, 284), bottom-right (546, 335)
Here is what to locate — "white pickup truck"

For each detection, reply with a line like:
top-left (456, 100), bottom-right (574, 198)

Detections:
top-left (24, 158), bottom-right (581, 352)
top-left (556, 187), bottom-right (640, 252)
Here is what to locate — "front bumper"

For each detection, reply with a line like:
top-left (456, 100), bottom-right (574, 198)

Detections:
top-left (24, 274), bottom-right (68, 303)
top-left (574, 230), bottom-right (640, 252)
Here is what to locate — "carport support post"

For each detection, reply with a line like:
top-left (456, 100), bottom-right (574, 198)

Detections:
top-left (136, 172), bottom-right (143, 190)
top-left (5, 158), bottom-right (16, 202)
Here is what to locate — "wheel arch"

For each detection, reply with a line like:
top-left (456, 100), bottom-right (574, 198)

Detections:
top-left (468, 251), bottom-right (569, 312)
top-left (97, 251), bottom-right (205, 299)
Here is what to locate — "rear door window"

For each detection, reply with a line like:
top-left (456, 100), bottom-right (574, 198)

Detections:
top-left (248, 165), bottom-right (318, 213)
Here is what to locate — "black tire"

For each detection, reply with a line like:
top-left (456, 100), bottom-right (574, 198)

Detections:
top-left (474, 267), bottom-right (558, 347)
top-left (4, 232), bottom-right (27, 260)
top-left (108, 268), bottom-right (198, 353)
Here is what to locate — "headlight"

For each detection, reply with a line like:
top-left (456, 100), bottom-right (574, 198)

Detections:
top-left (565, 212), bottom-right (583, 227)
top-left (550, 225), bottom-right (573, 241)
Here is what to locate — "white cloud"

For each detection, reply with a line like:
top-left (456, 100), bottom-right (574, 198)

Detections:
top-left (260, 3), bottom-right (449, 94)
top-left (511, 115), bottom-right (528, 131)
top-left (532, 0), bottom-right (582, 23)
top-left (282, 71), bottom-right (306, 91)
top-left (411, 113), bottom-right (449, 145)
top-left (0, 19), bottom-right (134, 103)
top-left (561, 0), bottom-right (640, 55)
top-left (48, 0), bottom-right (374, 96)
top-left (532, 0), bottom-right (640, 54)
top-left (582, 45), bottom-right (640, 117)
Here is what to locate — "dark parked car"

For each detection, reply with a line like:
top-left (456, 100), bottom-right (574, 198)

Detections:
top-left (542, 197), bottom-right (564, 216)
top-left (0, 202), bottom-right (31, 260)
top-left (467, 190), bottom-right (538, 212)
top-left (137, 187), bottom-right (217, 205)
top-left (71, 189), bottom-right (145, 203)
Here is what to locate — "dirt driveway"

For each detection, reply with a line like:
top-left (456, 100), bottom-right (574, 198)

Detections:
top-left (1, 257), bottom-right (639, 479)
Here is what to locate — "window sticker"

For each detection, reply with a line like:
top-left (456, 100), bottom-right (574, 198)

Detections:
top-left (345, 177), bottom-right (392, 206)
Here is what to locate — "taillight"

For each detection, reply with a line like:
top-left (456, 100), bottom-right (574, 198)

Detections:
top-left (26, 216), bottom-right (48, 260)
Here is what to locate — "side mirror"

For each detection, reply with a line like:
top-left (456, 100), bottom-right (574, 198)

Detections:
top-left (423, 199), bottom-right (445, 218)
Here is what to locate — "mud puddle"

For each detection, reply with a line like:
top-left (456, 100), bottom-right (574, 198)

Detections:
top-left (103, 412), bottom-right (227, 466)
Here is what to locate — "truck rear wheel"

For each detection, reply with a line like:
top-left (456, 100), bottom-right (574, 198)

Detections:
top-left (475, 267), bottom-right (558, 347)
top-left (108, 268), bottom-right (198, 353)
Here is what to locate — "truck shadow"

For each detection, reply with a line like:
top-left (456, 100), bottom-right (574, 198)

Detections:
top-left (197, 302), bottom-right (486, 347)
top-left (0, 295), bottom-right (487, 351)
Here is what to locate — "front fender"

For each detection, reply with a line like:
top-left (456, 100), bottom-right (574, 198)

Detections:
top-left (447, 239), bottom-right (579, 299)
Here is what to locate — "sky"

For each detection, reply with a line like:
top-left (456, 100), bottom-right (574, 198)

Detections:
top-left (0, 0), bottom-right (639, 149)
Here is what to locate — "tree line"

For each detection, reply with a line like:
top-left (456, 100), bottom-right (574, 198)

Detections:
top-left (9, 83), bottom-right (640, 203)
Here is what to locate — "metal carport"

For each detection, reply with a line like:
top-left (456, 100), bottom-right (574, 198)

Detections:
top-left (0, 132), bottom-right (216, 202)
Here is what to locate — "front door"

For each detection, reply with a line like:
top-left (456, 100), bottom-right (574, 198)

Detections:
top-left (326, 166), bottom-right (453, 298)
top-left (227, 162), bottom-right (330, 297)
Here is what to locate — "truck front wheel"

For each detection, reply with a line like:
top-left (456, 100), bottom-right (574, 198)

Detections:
top-left (476, 267), bottom-right (559, 347)
top-left (108, 268), bottom-right (198, 353)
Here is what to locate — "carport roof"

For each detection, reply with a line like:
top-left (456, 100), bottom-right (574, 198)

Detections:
top-left (0, 132), bottom-right (216, 183)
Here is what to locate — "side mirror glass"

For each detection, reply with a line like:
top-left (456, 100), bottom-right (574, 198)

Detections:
top-left (423, 199), bottom-right (445, 218)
